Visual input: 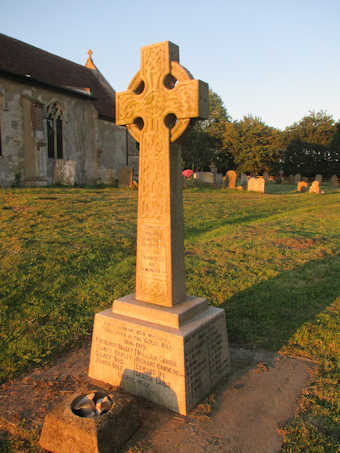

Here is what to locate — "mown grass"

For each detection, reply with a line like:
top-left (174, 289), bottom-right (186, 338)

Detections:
top-left (0, 185), bottom-right (339, 452)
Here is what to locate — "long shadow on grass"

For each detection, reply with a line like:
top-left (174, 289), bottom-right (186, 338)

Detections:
top-left (185, 209), bottom-right (297, 242)
top-left (223, 254), bottom-right (340, 351)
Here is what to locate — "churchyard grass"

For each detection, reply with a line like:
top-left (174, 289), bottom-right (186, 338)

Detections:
top-left (0, 186), bottom-right (339, 451)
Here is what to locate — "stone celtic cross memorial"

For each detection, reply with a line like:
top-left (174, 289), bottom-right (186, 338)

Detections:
top-left (89, 41), bottom-right (230, 415)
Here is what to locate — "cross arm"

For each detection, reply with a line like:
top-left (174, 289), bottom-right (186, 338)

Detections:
top-left (168, 80), bottom-right (209, 121)
top-left (116, 90), bottom-right (142, 126)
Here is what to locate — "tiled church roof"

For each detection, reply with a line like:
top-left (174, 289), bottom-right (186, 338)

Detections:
top-left (0, 33), bottom-right (116, 121)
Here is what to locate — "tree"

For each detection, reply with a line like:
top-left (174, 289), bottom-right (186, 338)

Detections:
top-left (181, 89), bottom-right (232, 172)
top-left (223, 115), bottom-right (282, 174)
top-left (282, 111), bottom-right (337, 176)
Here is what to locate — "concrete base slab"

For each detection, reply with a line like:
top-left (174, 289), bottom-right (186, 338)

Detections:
top-left (88, 299), bottom-right (230, 415)
top-left (122, 349), bottom-right (315, 453)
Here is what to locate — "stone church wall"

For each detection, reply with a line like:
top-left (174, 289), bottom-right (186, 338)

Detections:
top-left (0, 76), bottom-right (134, 187)
top-left (96, 120), bottom-right (127, 184)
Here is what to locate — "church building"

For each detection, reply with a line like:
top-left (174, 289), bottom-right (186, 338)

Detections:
top-left (0, 33), bottom-right (138, 187)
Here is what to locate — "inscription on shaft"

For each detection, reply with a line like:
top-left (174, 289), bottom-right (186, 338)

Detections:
top-left (116, 41), bottom-right (208, 307)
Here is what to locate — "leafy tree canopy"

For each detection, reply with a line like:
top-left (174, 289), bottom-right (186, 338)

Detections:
top-left (181, 89), bottom-right (232, 172)
top-left (281, 111), bottom-right (340, 176)
top-left (223, 115), bottom-right (282, 174)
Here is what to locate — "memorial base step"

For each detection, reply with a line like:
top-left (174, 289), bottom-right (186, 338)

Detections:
top-left (88, 296), bottom-right (230, 415)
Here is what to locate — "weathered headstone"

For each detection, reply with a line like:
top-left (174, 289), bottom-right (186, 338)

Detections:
top-left (288, 174), bottom-right (295, 184)
top-left (247, 176), bottom-right (265, 193)
top-left (297, 181), bottom-right (308, 192)
top-left (226, 170), bottom-right (237, 188)
top-left (195, 171), bottom-right (216, 185)
top-left (240, 173), bottom-right (248, 188)
top-left (118, 165), bottom-right (133, 187)
top-left (294, 173), bottom-right (301, 184)
top-left (309, 180), bottom-right (320, 194)
top-left (315, 174), bottom-right (322, 183)
top-left (330, 175), bottom-right (339, 187)
top-left (263, 171), bottom-right (269, 183)
top-left (88, 41), bottom-right (230, 415)
top-left (98, 168), bottom-right (115, 185)
top-left (54, 160), bottom-right (76, 186)
top-left (216, 172), bottom-right (223, 187)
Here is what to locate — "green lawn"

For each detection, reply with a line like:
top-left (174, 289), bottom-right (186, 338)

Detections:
top-left (0, 185), bottom-right (339, 452)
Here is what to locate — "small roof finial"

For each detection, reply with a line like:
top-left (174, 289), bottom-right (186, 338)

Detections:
top-left (85, 49), bottom-right (96, 70)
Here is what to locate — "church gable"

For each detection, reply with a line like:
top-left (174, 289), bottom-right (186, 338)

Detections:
top-left (0, 33), bottom-right (115, 121)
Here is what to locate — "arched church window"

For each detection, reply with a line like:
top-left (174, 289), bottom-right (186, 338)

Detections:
top-left (47, 103), bottom-right (63, 159)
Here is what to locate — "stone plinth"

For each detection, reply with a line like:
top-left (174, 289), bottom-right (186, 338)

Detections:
top-left (89, 296), bottom-right (230, 415)
top-left (40, 390), bottom-right (140, 453)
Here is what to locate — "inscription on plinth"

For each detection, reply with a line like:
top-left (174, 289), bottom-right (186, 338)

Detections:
top-left (89, 306), bottom-right (229, 415)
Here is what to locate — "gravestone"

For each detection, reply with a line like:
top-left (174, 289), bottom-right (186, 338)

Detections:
top-left (54, 160), bottom-right (76, 186)
top-left (216, 173), bottom-right (223, 187)
top-left (297, 181), bottom-right (308, 192)
top-left (294, 173), bottom-right (301, 184)
top-left (226, 170), bottom-right (237, 188)
top-left (118, 165), bottom-right (133, 187)
top-left (315, 174), bottom-right (322, 183)
top-left (248, 176), bottom-right (265, 193)
top-left (240, 173), bottom-right (248, 188)
top-left (309, 180), bottom-right (320, 194)
top-left (195, 171), bottom-right (216, 185)
top-left (263, 171), bottom-right (269, 183)
top-left (88, 41), bottom-right (230, 415)
top-left (330, 175), bottom-right (339, 187)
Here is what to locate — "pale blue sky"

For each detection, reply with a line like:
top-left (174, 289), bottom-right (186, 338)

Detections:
top-left (1, 0), bottom-right (340, 129)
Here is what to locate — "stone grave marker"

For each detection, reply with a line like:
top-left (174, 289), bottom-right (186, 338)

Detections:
top-left (240, 173), bottom-right (248, 188)
top-left (263, 171), bottom-right (269, 183)
top-left (226, 170), bottom-right (237, 188)
top-left (118, 165), bottom-right (133, 187)
top-left (330, 175), bottom-right (339, 187)
top-left (88, 41), bottom-right (230, 415)
top-left (315, 174), bottom-right (323, 183)
top-left (297, 181), bottom-right (308, 192)
top-left (247, 176), bottom-right (265, 193)
top-left (294, 173), bottom-right (301, 184)
top-left (216, 172), bottom-right (223, 187)
top-left (309, 180), bottom-right (321, 193)
top-left (195, 171), bottom-right (216, 185)
top-left (54, 159), bottom-right (76, 186)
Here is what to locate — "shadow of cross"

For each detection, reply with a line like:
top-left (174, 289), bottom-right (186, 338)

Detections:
top-left (116, 41), bottom-right (208, 307)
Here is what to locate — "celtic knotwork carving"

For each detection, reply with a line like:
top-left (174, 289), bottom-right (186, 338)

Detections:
top-left (116, 41), bottom-right (208, 306)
